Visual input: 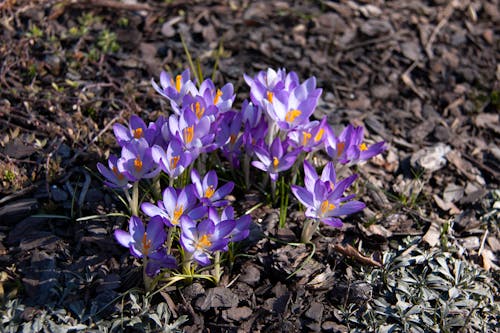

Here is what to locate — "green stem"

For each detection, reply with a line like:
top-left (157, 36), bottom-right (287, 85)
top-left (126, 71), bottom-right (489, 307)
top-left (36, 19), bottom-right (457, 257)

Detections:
top-left (165, 226), bottom-right (175, 255)
top-left (214, 251), bottom-right (222, 285)
top-left (243, 154), bottom-right (250, 190)
top-left (182, 252), bottom-right (194, 283)
top-left (301, 218), bottom-right (319, 243)
top-left (152, 174), bottom-right (162, 201)
top-left (143, 258), bottom-right (153, 292)
top-left (130, 182), bottom-right (139, 216)
top-left (279, 175), bottom-right (289, 228)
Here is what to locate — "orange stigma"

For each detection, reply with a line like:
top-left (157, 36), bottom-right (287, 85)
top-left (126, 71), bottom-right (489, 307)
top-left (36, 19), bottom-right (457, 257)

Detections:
top-left (273, 157), bottom-right (279, 169)
top-left (183, 126), bottom-right (194, 144)
top-left (266, 91), bottom-right (273, 103)
top-left (302, 131), bottom-right (312, 146)
top-left (359, 143), bottom-right (368, 151)
top-left (195, 102), bottom-right (205, 119)
top-left (314, 128), bottom-right (324, 142)
top-left (170, 156), bottom-right (180, 170)
top-left (336, 142), bottom-right (345, 157)
top-left (320, 200), bottom-right (336, 216)
top-left (213, 89), bottom-right (223, 104)
top-left (175, 75), bottom-right (182, 92)
top-left (285, 109), bottom-right (301, 123)
top-left (112, 166), bottom-right (124, 180)
top-left (141, 233), bottom-right (152, 255)
top-left (172, 205), bottom-right (184, 225)
top-left (230, 134), bottom-right (237, 145)
top-left (204, 185), bottom-right (215, 199)
top-left (133, 127), bottom-right (143, 139)
top-left (134, 156), bottom-right (143, 172)
top-left (196, 234), bottom-right (212, 249)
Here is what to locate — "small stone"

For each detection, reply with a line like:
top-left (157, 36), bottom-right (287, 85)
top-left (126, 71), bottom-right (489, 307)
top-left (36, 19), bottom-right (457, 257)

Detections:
top-left (305, 302), bottom-right (324, 323)
top-left (195, 287), bottom-right (238, 311)
top-left (239, 263), bottom-right (260, 286)
top-left (222, 306), bottom-right (252, 322)
top-left (460, 236), bottom-right (480, 250)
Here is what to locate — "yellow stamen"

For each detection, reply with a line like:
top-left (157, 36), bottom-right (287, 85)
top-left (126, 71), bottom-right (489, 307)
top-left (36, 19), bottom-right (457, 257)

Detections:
top-left (302, 131), bottom-right (312, 146)
top-left (183, 126), bottom-right (194, 144)
top-left (266, 91), bottom-right (273, 103)
top-left (142, 232), bottom-right (152, 255)
top-left (195, 102), bottom-right (205, 119)
top-left (359, 143), bottom-right (368, 151)
top-left (285, 109), bottom-right (301, 123)
top-left (196, 234), bottom-right (212, 249)
top-left (112, 166), bottom-right (124, 180)
top-left (273, 157), bottom-right (279, 169)
top-left (314, 128), bottom-right (324, 142)
top-left (320, 200), bottom-right (336, 216)
top-left (170, 156), bottom-right (180, 170)
top-left (213, 89), bottom-right (223, 104)
top-left (336, 142), bottom-right (345, 157)
top-left (172, 205), bottom-right (183, 225)
top-left (134, 156), bottom-right (143, 172)
top-left (133, 127), bottom-right (143, 139)
top-left (175, 75), bottom-right (182, 92)
top-left (205, 185), bottom-right (215, 199)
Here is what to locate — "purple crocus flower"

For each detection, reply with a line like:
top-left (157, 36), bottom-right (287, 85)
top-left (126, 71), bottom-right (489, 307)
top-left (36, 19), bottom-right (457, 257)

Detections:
top-left (244, 68), bottom-right (300, 109)
top-left (141, 185), bottom-right (206, 227)
top-left (117, 139), bottom-right (160, 182)
top-left (325, 124), bottom-right (386, 165)
top-left (191, 169), bottom-right (235, 207)
top-left (291, 161), bottom-right (365, 227)
top-left (252, 137), bottom-right (301, 182)
top-left (152, 138), bottom-right (193, 179)
top-left (114, 216), bottom-right (177, 276)
top-left (168, 108), bottom-right (214, 156)
top-left (151, 69), bottom-right (197, 107)
top-left (97, 154), bottom-right (131, 189)
top-left (288, 117), bottom-right (327, 152)
top-left (179, 216), bottom-right (235, 266)
top-left (198, 79), bottom-right (235, 113)
top-left (263, 77), bottom-right (322, 131)
top-left (208, 206), bottom-right (251, 243)
top-left (113, 115), bottom-right (158, 147)
top-left (216, 111), bottom-right (244, 166)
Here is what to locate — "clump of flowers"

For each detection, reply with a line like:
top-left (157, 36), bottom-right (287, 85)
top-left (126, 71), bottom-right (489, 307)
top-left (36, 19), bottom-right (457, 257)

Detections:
top-left (98, 67), bottom-right (385, 290)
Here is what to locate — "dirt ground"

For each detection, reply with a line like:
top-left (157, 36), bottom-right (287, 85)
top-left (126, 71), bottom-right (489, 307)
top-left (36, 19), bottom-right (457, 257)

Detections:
top-left (0, 0), bottom-right (499, 332)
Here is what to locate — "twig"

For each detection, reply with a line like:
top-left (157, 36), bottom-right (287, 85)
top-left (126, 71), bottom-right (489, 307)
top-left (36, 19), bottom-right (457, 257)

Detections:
top-left (401, 0), bottom-right (458, 99)
top-left (477, 229), bottom-right (488, 257)
top-left (68, 111), bottom-right (124, 165)
top-left (425, 0), bottom-right (458, 60)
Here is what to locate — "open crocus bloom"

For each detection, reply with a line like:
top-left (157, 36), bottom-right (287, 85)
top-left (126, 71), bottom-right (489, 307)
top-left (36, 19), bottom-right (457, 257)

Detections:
top-left (191, 169), bottom-right (234, 207)
top-left (291, 161), bottom-right (365, 227)
top-left (117, 139), bottom-right (159, 182)
top-left (180, 216), bottom-right (235, 266)
top-left (97, 154), bottom-right (131, 189)
top-left (114, 216), bottom-right (176, 276)
top-left (252, 137), bottom-right (301, 182)
top-left (141, 185), bottom-right (206, 227)
top-left (325, 124), bottom-right (386, 165)
top-left (151, 68), bottom-right (197, 107)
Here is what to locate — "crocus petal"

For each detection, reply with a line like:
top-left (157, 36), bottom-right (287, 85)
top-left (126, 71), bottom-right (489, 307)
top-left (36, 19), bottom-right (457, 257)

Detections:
top-left (141, 202), bottom-right (167, 219)
top-left (114, 230), bottom-right (133, 248)
top-left (332, 201), bottom-right (366, 216)
top-left (147, 216), bottom-right (167, 249)
top-left (113, 124), bottom-right (131, 145)
top-left (321, 217), bottom-right (343, 228)
top-left (291, 185), bottom-right (314, 207)
top-left (211, 182), bottom-right (234, 201)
